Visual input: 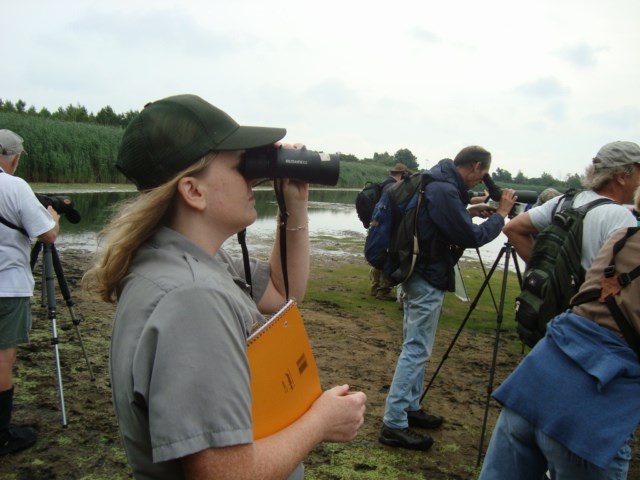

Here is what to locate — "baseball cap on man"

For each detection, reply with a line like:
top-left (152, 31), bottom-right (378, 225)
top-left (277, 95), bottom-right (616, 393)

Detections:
top-left (117, 94), bottom-right (287, 190)
top-left (592, 141), bottom-right (640, 171)
top-left (0, 129), bottom-right (26, 155)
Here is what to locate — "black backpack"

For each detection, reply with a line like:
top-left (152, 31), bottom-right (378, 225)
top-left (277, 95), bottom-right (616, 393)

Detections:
top-left (364, 172), bottom-right (430, 285)
top-left (355, 181), bottom-right (383, 229)
top-left (515, 191), bottom-right (613, 347)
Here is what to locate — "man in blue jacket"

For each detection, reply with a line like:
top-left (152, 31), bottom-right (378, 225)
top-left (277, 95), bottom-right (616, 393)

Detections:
top-left (379, 146), bottom-right (516, 450)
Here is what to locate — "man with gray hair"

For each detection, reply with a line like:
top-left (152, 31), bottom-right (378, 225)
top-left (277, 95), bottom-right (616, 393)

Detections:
top-left (379, 146), bottom-right (517, 451)
top-left (504, 141), bottom-right (640, 272)
top-left (0, 129), bottom-right (59, 455)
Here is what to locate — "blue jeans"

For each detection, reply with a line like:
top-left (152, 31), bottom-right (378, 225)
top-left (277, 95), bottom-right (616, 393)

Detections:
top-left (383, 274), bottom-right (444, 429)
top-left (479, 407), bottom-right (631, 480)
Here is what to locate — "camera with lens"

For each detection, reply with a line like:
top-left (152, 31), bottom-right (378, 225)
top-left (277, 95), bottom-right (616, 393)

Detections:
top-left (36, 194), bottom-right (81, 224)
top-left (241, 146), bottom-right (340, 186)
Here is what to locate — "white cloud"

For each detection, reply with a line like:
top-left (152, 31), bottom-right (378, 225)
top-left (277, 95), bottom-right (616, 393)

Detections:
top-left (556, 43), bottom-right (606, 68)
top-left (4, 0), bottom-right (640, 177)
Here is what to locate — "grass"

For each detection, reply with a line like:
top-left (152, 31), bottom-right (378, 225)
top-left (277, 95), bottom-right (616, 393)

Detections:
top-left (307, 441), bottom-right (427, 479)
top-left (307, 236), bottom-right (523, 340)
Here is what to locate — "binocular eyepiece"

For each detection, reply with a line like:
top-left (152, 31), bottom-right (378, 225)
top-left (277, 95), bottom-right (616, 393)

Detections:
top-left (482, 174), bottom-right (539, 205)
top-left (241, 146), bottom-right (340, 186)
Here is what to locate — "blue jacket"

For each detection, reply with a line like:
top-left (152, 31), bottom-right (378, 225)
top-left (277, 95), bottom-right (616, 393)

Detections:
top-left (415, 159), bottom-right (505, 291)
top-left (493, 312), bottom-right (640, 469)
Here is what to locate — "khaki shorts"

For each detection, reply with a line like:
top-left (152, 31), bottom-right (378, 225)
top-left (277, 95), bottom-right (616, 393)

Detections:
top-left (0, 297), bottom-right (32, 349)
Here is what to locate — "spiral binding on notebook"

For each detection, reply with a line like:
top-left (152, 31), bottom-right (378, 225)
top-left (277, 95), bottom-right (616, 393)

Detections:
top-left (247, 299), bottom-right (295, 344)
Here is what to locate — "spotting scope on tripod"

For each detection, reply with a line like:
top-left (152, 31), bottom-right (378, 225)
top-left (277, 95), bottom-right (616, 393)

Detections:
top-left (29, 200), bottom-right (94, 427)
top-left (420, 242), bottom-right (523, 465)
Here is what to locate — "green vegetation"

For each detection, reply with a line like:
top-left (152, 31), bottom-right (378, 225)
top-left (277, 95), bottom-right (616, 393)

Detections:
top-left (2, 98), bottom-right (583, 192)
top-left (0, 112), bottom-right (122, 183)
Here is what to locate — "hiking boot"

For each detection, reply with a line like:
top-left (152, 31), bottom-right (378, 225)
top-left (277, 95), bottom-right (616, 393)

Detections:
top-left (378, 424), bottom-right (434, 451)
top-left (0, 426), bottom-right (37, 456)
top-left (407, 409), bottom-right (443, 429)
top-left (376, 293), bottom-right (396, 302)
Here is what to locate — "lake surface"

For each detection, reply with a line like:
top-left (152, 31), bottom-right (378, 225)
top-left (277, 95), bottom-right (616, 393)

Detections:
top-left (42, 188), bottom-right (519, 271)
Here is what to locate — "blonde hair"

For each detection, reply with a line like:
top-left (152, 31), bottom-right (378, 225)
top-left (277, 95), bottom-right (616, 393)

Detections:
top-left (82, 155), bottom-right (215, 302)
top-left (635, 185), bottom-right (640, 210)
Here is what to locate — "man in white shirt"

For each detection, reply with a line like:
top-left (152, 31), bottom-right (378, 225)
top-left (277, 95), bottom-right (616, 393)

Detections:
top-left (504, 141), bottom-right (640, 270)
top-left (0, 129), bottom-right (59, 456)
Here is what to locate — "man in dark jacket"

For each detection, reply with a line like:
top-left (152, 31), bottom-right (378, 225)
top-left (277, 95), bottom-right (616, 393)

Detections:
top-left (379, 146), bottom-right (516, 451)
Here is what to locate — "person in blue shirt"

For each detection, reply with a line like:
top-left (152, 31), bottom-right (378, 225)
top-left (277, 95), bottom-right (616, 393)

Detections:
top-left (479, 226), bottom-right (640, 479)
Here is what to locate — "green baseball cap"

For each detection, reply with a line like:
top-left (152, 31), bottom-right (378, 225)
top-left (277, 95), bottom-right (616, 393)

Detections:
top-left (117, 94), bottom-right (286, 190)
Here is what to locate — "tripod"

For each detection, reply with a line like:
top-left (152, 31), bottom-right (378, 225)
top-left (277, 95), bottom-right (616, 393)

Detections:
top-left (419, 242), bottom-right (522, 466)
top-left (30, 241), bottom-right (95, 427)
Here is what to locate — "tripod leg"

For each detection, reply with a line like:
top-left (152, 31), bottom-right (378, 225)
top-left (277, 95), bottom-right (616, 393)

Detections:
top-left (419, 246), bottom-right (507, 404)
top-left (50, 245), bottom-right (95, 381)
top-left (476, 243), bottom-right (513, 467)
top-left (43, 245), bottom-right (68, 427)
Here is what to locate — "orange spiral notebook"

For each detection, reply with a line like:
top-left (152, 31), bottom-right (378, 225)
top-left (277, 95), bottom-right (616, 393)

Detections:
top-left (247, 299), bottom-right (322, 439)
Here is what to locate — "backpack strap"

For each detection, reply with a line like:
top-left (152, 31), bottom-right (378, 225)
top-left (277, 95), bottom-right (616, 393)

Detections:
top-left (406, 174), bottom-right (428, 278)
top-left (571, 227), bottom-right (640, 357)
top-left (0, 214), bottom-right (29, 237)
top-left (0, 171), bottom-right (30, 237)
top-left (552, 189), bottom-right (613, 217)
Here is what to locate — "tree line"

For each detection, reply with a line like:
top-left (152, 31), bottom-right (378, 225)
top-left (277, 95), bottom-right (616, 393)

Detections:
top-left (1, 98), bottom-right (582, 190)
top-left (1, 98), bottom-right (137, 129)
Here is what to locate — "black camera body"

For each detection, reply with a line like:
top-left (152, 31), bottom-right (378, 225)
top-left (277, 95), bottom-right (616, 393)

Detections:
top-left (241, 146), bottom-right (340, 186)
top-left (36, 194), bottom-right (81, 224)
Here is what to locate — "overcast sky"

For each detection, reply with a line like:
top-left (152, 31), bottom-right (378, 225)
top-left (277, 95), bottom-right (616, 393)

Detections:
top-left (4, 0), bottom-right (639, 179)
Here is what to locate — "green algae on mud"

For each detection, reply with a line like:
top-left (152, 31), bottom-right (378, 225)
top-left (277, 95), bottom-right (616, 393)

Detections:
top-left (2, 247), bottom-right (638, 479)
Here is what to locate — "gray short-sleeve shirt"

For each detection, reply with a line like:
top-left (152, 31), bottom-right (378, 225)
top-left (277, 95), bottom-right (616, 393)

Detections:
top-left (110, 227), bottom-right (273, 479)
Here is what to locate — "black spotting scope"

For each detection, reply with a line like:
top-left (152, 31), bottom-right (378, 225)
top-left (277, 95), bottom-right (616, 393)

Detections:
top-left (482, 174), bottom-right (539, 205)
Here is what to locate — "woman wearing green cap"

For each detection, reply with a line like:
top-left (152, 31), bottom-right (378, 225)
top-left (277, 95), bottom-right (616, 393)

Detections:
top-left (84, 95), bottom-right (366, 479)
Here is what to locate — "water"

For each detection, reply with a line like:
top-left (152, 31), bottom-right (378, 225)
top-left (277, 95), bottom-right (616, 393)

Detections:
top-left (46, 189), bottom-right (517, 270)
